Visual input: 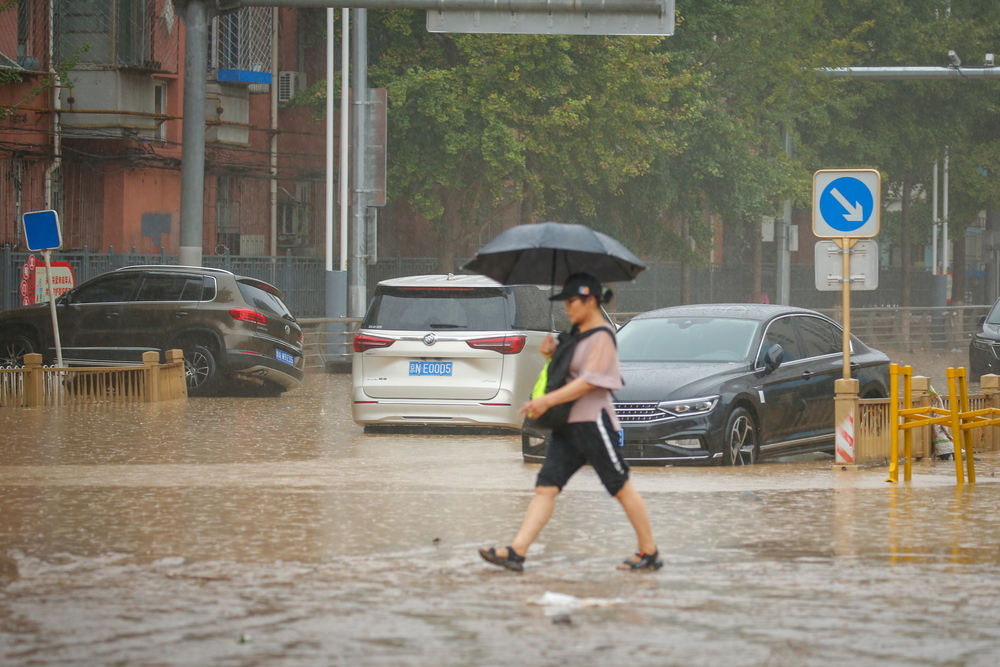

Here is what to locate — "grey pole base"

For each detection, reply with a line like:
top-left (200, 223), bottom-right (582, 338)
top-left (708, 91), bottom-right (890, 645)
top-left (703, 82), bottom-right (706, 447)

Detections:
top-left (325, 269), bottom-right (351, 373)
top-left (179, 246), bottom-right (203, 268)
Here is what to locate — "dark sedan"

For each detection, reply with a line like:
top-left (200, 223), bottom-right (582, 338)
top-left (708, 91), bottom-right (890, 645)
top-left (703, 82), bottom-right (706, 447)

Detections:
top-left (969, 301), bottom-right (1000, 380)
top-left (523, 304), bottom-right (890, 466)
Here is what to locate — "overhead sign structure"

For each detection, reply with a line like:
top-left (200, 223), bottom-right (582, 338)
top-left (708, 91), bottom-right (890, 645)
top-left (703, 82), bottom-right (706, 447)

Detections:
top-left (813, 169), bottom-right (881, 239)
top-left (814, 240), bottom-right (879, 291)
top-left (426, 0), bottom-right (675, 36)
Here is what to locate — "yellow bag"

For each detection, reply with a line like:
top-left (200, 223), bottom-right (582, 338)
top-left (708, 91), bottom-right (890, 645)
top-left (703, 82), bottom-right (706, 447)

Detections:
top-left (531, 360), bottom-right (551, 401)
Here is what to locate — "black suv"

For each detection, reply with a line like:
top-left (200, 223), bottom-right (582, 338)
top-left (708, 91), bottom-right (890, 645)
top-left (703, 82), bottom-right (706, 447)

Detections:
top-left (0, 266), bottom-right (304, 396)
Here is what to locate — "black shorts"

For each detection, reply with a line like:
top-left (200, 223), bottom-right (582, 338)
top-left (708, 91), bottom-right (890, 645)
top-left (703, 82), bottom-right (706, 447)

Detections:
top-left (536, 410), bottom-right (630, 496)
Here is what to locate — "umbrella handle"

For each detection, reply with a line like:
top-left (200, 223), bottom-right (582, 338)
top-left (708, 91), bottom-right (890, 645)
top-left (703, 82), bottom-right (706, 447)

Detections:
top-left (549, 248), bottom-right (557, 332)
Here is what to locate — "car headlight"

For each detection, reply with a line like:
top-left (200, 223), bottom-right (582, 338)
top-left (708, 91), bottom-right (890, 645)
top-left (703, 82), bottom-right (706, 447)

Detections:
top-left (973, 339), bottom-right (991, 350)
top-left (656, 396), bottom-right (719, 418)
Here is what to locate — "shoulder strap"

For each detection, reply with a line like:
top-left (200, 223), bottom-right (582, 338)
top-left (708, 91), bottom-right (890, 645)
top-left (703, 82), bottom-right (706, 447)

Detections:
top-left (576, 325), bottom-right (617, 348)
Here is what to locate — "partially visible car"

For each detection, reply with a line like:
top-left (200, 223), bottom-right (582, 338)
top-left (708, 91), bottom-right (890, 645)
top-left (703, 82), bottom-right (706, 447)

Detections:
top-left (523, 304), bottom-right (890, 466)
top-left (969, 302), bottom-right (1000, 380)
top-left (0, 265), bottom-right (304, 396)
top-left (352, 274), bottom-right (567, 432)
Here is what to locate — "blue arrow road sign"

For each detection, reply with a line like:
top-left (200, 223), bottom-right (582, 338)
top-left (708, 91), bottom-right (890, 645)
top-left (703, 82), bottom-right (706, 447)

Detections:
top-left (812, 169), bottom-right (881, 238)
top-left (22, 209), bottom-right (62, 251)
top-left (820, 177), bottom-right (873, 233)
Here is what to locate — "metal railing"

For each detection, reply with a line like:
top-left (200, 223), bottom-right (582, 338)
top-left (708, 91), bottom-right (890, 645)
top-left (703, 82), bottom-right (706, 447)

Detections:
top-left (0, 350), bottom-right (187, 407)
top-left (299, 317), bottom-right (362, 370)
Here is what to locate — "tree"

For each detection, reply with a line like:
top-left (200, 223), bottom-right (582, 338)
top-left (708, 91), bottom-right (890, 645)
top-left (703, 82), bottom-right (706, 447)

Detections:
top-left (364, 10), bottom-right (703, 271)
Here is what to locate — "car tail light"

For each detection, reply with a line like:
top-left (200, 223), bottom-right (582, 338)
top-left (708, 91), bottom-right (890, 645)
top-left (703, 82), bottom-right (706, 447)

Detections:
top-left (229, 308), bottom-right (267, 325)
top-left (466, 335), bottom-right (527, 355)
top-left (354, 333), bottom-right (396, 352)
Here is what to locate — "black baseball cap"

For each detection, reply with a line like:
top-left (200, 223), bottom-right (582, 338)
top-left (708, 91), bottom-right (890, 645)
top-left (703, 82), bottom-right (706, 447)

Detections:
top-left (549, 273), bottom-right (602, 301)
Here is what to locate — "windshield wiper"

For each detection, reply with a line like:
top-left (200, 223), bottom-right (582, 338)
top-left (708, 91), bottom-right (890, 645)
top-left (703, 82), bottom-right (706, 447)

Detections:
top-left (429, 323), bottom-right (468, 329)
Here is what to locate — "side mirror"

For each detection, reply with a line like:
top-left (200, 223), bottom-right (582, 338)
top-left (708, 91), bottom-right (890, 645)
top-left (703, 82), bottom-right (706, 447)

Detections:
top-left (763, 344), bottom-right (784, 374)
top-left (978, 315), bottom-right (986, 328)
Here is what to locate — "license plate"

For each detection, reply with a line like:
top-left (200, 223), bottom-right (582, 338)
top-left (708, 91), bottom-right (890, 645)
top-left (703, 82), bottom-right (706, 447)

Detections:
top-left (409, 361), bottom-right (453, 376)
top-left (275, 349), bottom-right (295, 366)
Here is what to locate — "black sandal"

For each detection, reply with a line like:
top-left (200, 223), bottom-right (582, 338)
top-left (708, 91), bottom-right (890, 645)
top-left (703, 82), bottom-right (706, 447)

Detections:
top-left (619, 549), bottom-right (663, 571)
top-left (479, 546), bottom-right (525, 572)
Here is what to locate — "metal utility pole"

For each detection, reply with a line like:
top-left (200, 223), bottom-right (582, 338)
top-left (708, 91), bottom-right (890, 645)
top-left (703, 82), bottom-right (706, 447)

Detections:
top-left (178, 0), bottom-right (211, 267)
top-left (325, 9), bottom-right (348, 327)
top-left (775, 128), bottom-right (793, 305)
top-left (349, 8), bottom-right (368, 317)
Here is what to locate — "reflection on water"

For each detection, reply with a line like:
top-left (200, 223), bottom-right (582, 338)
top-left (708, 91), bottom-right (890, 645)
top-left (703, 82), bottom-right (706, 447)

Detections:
top-left (2, 374), bottom-right (1000, 665)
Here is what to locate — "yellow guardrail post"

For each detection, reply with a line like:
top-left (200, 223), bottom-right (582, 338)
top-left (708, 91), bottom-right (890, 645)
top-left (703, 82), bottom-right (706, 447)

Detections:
top-left (956, 367), bottom-right (976, 484)
top-left (887, 363), bottom-right (900, 483)
top-left (902, 365), bottom-right (913, 482)
top-left (947, 368), bottom-right (967, 484)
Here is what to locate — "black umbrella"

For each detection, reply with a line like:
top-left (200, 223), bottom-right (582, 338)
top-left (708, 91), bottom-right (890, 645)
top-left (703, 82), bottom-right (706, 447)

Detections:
top-left (463, 221), bottom-right (646, 286)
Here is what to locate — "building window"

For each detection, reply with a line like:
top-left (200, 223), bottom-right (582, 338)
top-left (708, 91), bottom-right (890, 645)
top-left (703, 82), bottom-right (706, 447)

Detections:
top-left (54, 0), bottom-right (150, 67)
top-left (277, 183), bottom-right (312, 249)
top-left (209, 7), bottom-right (272, 76)
top-left (153, 82), bottom-right (167, 141)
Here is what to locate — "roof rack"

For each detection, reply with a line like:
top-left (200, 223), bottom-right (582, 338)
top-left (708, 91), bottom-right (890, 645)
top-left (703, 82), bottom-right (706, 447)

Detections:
top-left (114, 265), bottom-right (234, 276)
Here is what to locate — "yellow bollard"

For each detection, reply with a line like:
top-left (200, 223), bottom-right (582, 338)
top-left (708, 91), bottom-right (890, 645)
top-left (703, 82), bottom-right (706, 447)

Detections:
top-left (947, 368), bottom-right (966, 484)
top-left (887, 364), bottom-right (900, 483)
top-left (956, 368), bottom-right (976, 484)
top-left (903, 366), bottom-right (913, 482)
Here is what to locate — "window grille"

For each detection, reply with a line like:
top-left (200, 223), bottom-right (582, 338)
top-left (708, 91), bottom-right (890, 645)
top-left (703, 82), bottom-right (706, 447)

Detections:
top-left (210, 7), bottom-right (272, 76)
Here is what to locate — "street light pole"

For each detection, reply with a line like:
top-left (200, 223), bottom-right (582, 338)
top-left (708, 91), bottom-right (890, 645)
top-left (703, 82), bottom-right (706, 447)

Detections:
top-left (179, 0), bottom-right (210, 268)
top-left (349, 8), bottom-right (368, 317)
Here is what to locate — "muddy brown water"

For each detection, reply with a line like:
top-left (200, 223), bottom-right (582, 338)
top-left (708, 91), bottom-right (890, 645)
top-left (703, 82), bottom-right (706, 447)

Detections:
top-left (3, 373), bottom-right (1000, 666)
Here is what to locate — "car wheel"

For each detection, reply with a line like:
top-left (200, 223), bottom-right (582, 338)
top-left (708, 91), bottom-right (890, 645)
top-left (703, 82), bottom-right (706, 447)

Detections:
top-left (183, 344), bottom-right (220, 396)
top-left (722, 407), bottom-right (758, 466)
top-left (0, 334), bottom-right (37, 367)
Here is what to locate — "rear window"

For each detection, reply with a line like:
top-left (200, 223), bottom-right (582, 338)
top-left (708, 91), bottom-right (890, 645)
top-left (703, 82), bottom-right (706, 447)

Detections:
top-left (363, 286), bottom-right (511, 331)
top-left (237, 281), bottom-right (294, 320)
top-left (511, 285), bottom-right (570, 331)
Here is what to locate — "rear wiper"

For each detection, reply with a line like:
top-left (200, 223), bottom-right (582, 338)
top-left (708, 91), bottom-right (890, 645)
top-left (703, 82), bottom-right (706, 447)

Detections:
top-left (429, 323), bottom-right (467, 329)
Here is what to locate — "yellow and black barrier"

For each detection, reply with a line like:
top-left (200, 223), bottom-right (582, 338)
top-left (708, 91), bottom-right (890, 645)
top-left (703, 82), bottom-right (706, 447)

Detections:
top-left (887, 364), bottom-right (996, 484)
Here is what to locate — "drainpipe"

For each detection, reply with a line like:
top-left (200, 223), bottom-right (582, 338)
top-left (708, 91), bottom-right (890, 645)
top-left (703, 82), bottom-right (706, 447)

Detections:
top-left (269, 8), bottom-right (279, 257)
top-left (43, 0), bottom-right (61, 212)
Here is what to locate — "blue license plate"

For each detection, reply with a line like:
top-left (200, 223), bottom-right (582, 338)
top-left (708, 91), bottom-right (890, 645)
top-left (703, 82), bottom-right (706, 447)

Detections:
top-left (409, 361), bottom-right (453, 376)
top-left (276, 349), bottom-right (295, 366)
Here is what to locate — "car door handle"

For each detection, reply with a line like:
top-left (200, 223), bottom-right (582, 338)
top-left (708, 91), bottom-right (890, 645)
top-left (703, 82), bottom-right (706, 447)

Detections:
top-left (801, 370), bottom-right (814, 378)
top-left (175, 312), bottom-right (189, 318)
top-left (106, 312), bottom-right (120, 318)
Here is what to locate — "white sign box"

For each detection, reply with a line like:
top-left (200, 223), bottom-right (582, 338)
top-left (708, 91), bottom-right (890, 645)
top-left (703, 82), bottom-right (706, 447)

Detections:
top-left (814, 240), bottom-right (879, 291)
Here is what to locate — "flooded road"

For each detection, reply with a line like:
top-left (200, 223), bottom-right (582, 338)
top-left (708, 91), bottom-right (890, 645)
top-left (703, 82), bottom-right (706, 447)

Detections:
top-left (2, 374), bottom-right (1000, 666)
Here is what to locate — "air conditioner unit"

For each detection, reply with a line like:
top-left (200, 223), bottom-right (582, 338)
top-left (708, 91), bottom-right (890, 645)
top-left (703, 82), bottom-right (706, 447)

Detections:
top-left (277, 71), bottom-right (306, 103)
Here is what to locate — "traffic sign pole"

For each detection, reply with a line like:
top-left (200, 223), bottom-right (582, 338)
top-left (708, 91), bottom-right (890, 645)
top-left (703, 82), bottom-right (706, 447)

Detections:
top-left (836, 238), bottom-right (858, 381)
top-left (42, 249), bottom-right (64, 368)
top-left (23, 210), bottom-right (65, 368)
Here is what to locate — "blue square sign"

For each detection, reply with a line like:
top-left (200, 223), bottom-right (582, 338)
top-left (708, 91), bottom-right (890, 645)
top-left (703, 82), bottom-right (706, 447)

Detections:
top-left (812, 169), bottom-right (881, 239)
top-left (22, 210), bottom-right (62, 251)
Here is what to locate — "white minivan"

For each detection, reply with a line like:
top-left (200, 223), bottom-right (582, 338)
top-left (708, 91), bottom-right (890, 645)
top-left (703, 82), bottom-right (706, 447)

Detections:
top-left (352, 274), bottom-right (566, 432)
